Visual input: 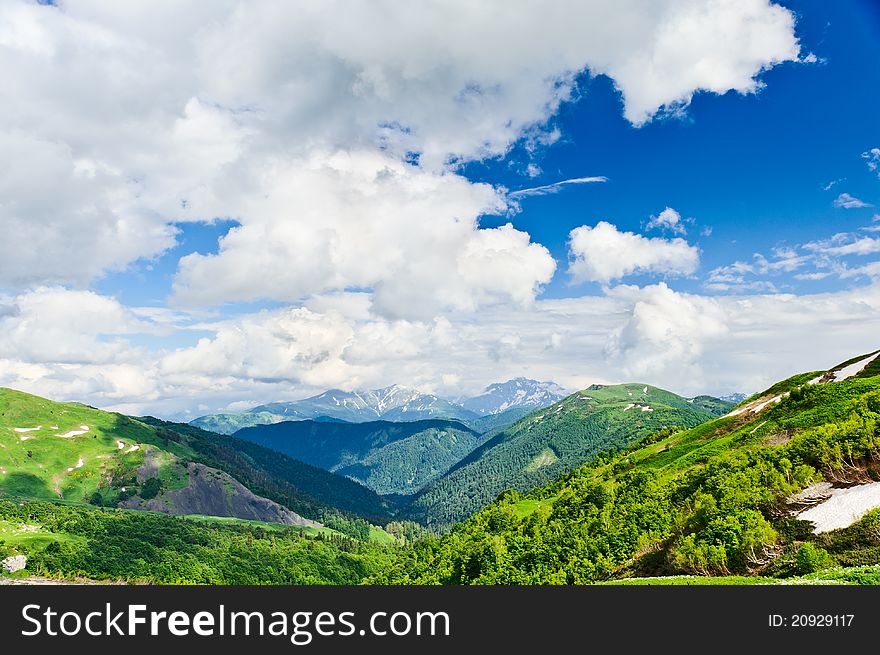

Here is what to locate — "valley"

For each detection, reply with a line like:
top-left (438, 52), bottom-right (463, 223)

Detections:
top-left (3, 353), bottom-right (880, 586)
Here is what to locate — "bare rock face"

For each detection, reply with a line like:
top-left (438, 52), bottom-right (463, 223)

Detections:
top-left (2, 555), bottom-right (27, 573)
top-left (121, 462), bottom-right (322, 528)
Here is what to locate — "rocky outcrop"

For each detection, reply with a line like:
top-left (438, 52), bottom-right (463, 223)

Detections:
top-left (121, 462), bottom-right (321, 528)
top-left (2, 554), bottom-right (27, 573)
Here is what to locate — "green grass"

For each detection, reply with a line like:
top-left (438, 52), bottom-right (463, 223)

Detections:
top-left (0, 388), bottom-right (194, 505)
top-left (185, 513), bottom-right (397, 544)
top-left (600, 566), bottom-right (880, 585)
top-left (369, 525), bottom-right (400, 545)
top-left (183, 514), bottom-right (338, 538)
top-left (511, 497), bottom-right (555, 519)
top-left (599, 575), bottom-right (777, 585)
top-left (0, 519), bottom-right (84, 552)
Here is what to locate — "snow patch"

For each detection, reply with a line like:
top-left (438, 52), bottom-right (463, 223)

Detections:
top-left (117, 440), bottom-right (125, 449)
top-left (831, 352), bottom-right (880, 382)
top-left (57, 425), bottom-right (89, 438)
top-left (797, 481), bottom-right (880, 533)
top-left (123, 444), bottom-right (140, 454)
top-left (726, 394), bottom-right (786, 417)
top-left (18, 435), bottom-right (33, 442)
top-left (13, 426), bottom-right (41, 433)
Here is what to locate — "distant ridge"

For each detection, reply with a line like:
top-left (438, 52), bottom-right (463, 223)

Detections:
top-left (192, 378), bottom-right (567, 434)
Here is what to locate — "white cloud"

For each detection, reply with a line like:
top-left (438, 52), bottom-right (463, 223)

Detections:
top-left (839, 262), bottom-right (880, 281)
top-left (568, 221), bottom-right (700, 284)
top-left (7, 282), bottom-right (879, 418)
top-left (604, 283), bottom-right (728, 386)
top-left (709, 227), bottom-right (880, 291)
top-left (0, 287), bottom-right (155, 365)
top-left (807, 236), bottom-right (880, 257)
top-left (823, 179), bottom-right (843, 191)
top-left (863, 147), bottom-right (880, 177)
top-left (508, 176), bottom-right (607, 198)
top-left (171, 151), bottom-right (556, 319)
top-left (646, 206), bottom-right (687, 234)
top-left (834, 192), bottom-right (872, 209)
top-left (0, 0), bottom-right (800, 296)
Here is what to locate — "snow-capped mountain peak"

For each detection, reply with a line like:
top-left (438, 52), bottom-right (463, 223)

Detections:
top-left (461, 378), bottom-right (568, 416)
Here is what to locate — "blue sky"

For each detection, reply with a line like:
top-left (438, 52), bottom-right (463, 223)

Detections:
top-left (97, 0), bottom-right (880, 310)
top-left (470, 0), bottom-right (880, 298)
top-left (2, 0), bottom-right (880, 418)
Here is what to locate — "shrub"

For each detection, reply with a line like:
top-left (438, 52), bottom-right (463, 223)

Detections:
top-left (140, 478), bottom-right (162, 500)
top-left (795, 542), bottom-right (834, 574)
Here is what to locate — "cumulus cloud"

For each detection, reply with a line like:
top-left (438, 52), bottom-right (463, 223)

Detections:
top-left (568, 221), bottom-right (700, 284)
top-left (5, 281), bottom-right (880, 419)
top-left (604, 283), bottom-right (728, 386)
top-left (0, 0), bottom-right (800, 297)
top-left (834, 192), bottom-right (872, 209)
top-left (171, 151), bottom-right (556, 319)
top-left (646, 206), bottom-right (687, 234)
top-left (1, 0), bottom-right (829, 416)
top-left (0, 287), bottom-right (156, 365)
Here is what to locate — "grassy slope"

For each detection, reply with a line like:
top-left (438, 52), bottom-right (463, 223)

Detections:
top-left (405, 384), bottom-right (731, 527)
top-left (376, 353), bottom-right (880, 585)
top-left (0, 389), bottom-right (396, 542)
top-left (0, 388), bottom-right (193, 505)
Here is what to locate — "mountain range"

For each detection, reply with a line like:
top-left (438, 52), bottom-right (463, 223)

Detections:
top-left (4, 349), bottom-right (880, 585)
top-left (191, 378), bottom-right (569, 434)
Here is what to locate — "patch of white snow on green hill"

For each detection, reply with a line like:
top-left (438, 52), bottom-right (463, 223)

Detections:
top-left (797, 481), bottom-right (880, 533)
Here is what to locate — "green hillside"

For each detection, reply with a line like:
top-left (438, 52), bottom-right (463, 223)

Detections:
top-left (0, 389), bottom-right (392, 540)
top-left (0, 500), bottom-right (391, 584)
top-left (404, 384), bottom-right (731, 527)
top-left (376, 352), bottom-right (880, 584)
top-left (0, 388), bottom-right (193, 506)
top-left (235, 419), bottom-right (486, 496)
top-left (140, 417), bottom-right (395, 527)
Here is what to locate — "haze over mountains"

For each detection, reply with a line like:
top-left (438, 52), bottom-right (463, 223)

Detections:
top-left (192, 378), bottom-right (570, 434)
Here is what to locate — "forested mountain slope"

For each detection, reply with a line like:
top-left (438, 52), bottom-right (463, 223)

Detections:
top-left (377, 351), bottom-right (880, 584)
top-left (139, 418), bottom-right (396, 529)
top-left (235, 419), bottom-right (485, 496)
top-left (404, 384), bottom-right (731, 527)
